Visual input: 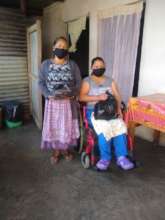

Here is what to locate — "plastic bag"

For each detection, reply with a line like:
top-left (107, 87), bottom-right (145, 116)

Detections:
top-left (94, 92), bottom-right (118, 120)
top-left (4, 101), bottom-right (23, 122)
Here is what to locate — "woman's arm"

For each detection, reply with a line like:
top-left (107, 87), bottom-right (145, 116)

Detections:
top-left (38, 61), bottom-right (51, 99)
top-left (79, 81), bottom-right (108, 102)
top-left (111, 80), bottom-right (122, 117)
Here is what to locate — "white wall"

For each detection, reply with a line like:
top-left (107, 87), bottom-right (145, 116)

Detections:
top-left (137, 0), bottom-right (165, 146)
top-left (43, 2), bottom-right (67, 59)
top-left (139, 0), bottom-right (165, 96)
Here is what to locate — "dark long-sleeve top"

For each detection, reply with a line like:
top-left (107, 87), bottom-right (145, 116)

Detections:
top-left (38, 59), bottom-right (82, 119)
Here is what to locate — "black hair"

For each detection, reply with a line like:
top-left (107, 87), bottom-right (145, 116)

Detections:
top-left (91, 57), bottom-right (105, 67)
top-left (53, 36), bottom-right (68, 47)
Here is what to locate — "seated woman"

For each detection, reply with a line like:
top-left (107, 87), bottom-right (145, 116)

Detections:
top-left (79, 57), bottom-right (134, 171)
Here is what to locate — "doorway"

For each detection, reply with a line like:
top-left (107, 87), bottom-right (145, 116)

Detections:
top-left (27, 20), bottom-right (42, 129)
top-left (68, 17), bottom-right (89, 78)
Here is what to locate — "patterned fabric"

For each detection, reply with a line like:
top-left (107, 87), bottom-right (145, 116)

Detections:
top-left (125, 94), bottom-right (165, 132)
top-left (46, 62), bottom-right (74, 97)
top-left (91, 114), bottom-right (127, 141)
top-left (41, 99), bottom-right (80, 150)
top-left (38, 59), bottom-right (82, 100)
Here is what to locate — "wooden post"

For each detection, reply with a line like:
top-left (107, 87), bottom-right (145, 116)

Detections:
top-left (0, 107), bottom-right (2, 129)
top-left (153, 130), bottom-right (160, 146)
top-left (20, 0), bottom-right (27, 16)
top-left (127, 121), bottom-right (139, 147)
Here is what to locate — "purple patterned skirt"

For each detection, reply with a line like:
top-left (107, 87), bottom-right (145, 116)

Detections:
top-left (41, 99), bottom-right (80, 150)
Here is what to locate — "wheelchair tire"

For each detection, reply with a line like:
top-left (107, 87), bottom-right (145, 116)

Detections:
top-left (81, 152), bottom-right (90, 169)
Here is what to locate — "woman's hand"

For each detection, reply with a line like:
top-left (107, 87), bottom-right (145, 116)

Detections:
top-left (98, 93), bottom-right (108, 101)
top-left (117, 108), bottom-right (123, 118)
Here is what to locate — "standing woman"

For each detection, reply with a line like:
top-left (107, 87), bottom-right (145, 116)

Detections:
top-left (39, 36), bottom-right (81, 164)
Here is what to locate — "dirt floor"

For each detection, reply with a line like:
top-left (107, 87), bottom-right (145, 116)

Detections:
top-left (0, 122), bottom-right (165, 220)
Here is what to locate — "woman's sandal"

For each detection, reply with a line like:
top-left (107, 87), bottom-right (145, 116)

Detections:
top-left (63, 151), bottom-right (74, 161)
top-left (50, 151), bottom-right (61, 165)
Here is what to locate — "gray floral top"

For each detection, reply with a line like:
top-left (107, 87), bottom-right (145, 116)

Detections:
top-left (39, 59), bottom-right (82, 99)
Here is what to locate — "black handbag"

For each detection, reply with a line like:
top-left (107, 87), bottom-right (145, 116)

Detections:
top-left (94, 92), bottom-right (118, 120)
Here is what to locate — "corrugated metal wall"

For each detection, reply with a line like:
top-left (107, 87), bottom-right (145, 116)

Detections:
top-left (0, 7), bottom-right (30, 118)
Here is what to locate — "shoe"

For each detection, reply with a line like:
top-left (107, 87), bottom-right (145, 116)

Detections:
top-left (117, 156), bottom-right (134, 170)
top-left (96, 159), bottom-right (110, 171)
top-left (50, 150), bottom-right (61, 164)
top-left (63, 150), bottom-right (74, 161)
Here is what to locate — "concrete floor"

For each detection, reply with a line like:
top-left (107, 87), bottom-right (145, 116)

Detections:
top-left (0, 122), bottom-right (165, 220)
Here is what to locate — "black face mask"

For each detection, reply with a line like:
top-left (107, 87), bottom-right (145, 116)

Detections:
top-left (93, 68), bottom-right (105, 77)
top-left (53, 48), bottom-right (68, 59)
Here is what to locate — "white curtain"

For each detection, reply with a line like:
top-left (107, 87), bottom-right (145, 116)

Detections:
top-left (98, 2), bottom-right (143, 103)
top-left (68, 16), bottom-right (86, 52)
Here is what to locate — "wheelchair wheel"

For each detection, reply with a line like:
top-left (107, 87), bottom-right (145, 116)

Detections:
top-left (81, 152), bottom-right (90, 169)
top-left (78, 108), bottom-right (85, 154)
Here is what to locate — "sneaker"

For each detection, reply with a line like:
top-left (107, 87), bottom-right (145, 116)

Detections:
top-left (96, 159), bottom-right (110, 171)
top-left (117, 156), bottom-right (134, 170)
